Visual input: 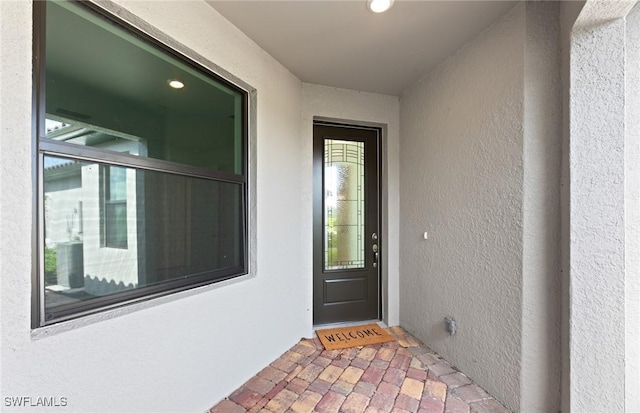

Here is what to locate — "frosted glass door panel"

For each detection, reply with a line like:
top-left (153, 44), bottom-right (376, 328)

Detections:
top-left (324, 139), bottom-right (365, 270)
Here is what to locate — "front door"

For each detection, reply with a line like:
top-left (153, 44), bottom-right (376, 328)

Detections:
top-left (313, 123), bottom-right (380, 325)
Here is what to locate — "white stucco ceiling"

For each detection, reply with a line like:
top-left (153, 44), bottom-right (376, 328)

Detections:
top-left (207, 1), bottom-right (517, 95)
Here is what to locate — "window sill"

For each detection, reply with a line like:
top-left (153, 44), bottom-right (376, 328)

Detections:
top-left (31, 270), bottom-right (255, 340)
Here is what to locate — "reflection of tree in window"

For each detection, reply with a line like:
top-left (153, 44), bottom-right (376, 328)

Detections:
top-left (101, 165), bottom-right (127, 249)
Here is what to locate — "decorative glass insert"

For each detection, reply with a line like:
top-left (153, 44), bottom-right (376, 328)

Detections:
top-left (324, 139), bottom-right (365, 270)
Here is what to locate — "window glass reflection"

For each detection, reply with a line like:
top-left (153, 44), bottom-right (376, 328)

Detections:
top-left (43, 155), bottom-right (243, 312)
top-left (45, 0), bottom-right (244, 174)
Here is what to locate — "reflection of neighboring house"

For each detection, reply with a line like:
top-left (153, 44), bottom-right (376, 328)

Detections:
top-left (44, 124), bottom-right (147, 296)
top-left (44, 160), bottom-right (83, 247)
top-left (43, 160), bottom-right (84, 289)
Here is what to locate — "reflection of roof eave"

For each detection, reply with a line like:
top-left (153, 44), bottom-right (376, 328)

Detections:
top-left (44, 161), bottom-right (82, 181)
top-left (44, 160), bottom-right (79, 171)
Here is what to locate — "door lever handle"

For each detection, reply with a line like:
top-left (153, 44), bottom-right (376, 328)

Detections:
top-left (372, 243), bottom-right (379, 268)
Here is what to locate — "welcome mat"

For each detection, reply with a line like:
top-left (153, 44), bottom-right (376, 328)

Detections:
top-left (316, 323), bottom-right (395, 350)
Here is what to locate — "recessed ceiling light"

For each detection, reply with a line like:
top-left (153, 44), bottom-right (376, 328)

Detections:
top-left (168, 79), bottom-right (185, 89)
top-left (367, 0), bottom-right (394, 13)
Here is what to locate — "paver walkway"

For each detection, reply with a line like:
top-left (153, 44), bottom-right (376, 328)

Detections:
top-left (209, 326), bottom-right (510, 413)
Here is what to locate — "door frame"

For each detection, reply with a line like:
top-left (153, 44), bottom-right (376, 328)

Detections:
top-left (312, 120), bottom-right (383, 326)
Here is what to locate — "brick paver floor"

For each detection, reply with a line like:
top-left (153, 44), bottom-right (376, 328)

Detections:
top-left (209, 326), bottom-right (510, 413)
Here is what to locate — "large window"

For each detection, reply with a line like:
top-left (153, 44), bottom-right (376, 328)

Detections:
top-left (34, 0), bottom-right (248, 326)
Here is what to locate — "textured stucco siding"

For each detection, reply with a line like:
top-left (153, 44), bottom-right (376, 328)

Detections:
top-left (559, 2), bottom-right (586, 412)
top-left (626, 5), bottom-right (640, 412)
top-left (569, 1), bottom-right (634, 411)
top-left (521, 2), bottom-right (562, 412)
top-left (399, 4), bottom-right (526, 411)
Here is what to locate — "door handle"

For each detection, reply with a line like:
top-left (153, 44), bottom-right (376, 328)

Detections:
top-left (372, 243), bottom-right (378, 268)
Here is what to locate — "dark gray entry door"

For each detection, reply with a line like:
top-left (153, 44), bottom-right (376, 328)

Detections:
top-left (313, 123), bottom-right (380, 325)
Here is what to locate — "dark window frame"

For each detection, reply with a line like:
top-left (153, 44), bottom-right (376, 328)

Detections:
top-left (32, 0), bottom-right (250, 327)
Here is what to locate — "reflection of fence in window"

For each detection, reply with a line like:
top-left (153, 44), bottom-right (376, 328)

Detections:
top-left (324, 139), bottom-right (365, 270)
top-left (101, 165), bottom-right (128, 249)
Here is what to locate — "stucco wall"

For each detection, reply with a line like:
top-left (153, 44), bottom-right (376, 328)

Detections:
top-left (559, 2), bottom-right (585, 412)
top-left (0, 1), bottom-right (307, 411)
top-left (626, 5), bottom-right (640, 411)
top-left (521, 3), bottom-right (562, 411)
top-left (399, 4), bottom-right (526, 410)
top-left (301, 84), bottom-right (401, 330)
top-left (399, 3), bottom-right (563, 411)
top-left (569, 1), bottom-right (636, 411)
